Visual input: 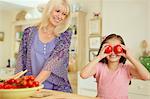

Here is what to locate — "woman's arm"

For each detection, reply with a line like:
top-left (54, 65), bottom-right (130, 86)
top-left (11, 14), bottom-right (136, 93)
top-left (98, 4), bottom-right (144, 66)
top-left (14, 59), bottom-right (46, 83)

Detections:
top-left (35, 30), bottom-right (72, 83)
top-left (15, 27), bottom-right (32, 74)
top-left (35, 70), bottom-right (51, 84)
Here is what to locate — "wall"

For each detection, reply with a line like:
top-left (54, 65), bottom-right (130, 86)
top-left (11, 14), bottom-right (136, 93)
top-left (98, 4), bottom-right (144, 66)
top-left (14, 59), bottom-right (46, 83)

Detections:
top-left (0, 9), bottom-right (15, 67)
top-left (147, 0), bottom-right (150, 50)
top-left (85, 0), bottom-right (102, 63)
top-left (78, 0), bottom-right (149, 62)
top-left (76, 0), bottom-right (102, 63)
top-left (102, 0), bottom-right (148, 58)
top-left (0, 0), bottom-right (149, 67)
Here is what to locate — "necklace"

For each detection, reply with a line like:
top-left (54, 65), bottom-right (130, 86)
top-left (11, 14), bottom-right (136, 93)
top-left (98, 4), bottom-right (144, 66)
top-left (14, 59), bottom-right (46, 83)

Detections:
top-left (42, 27), bottom-right (54, 38)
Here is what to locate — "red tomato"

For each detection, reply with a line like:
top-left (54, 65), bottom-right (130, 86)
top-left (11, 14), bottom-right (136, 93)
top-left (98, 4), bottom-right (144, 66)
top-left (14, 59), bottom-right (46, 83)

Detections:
top-left (27, 80), bottom-right (33, 88)
top-left (4, 84), bottom-right (14, 89)
top-left (28, 75), bottom-right (35, 80)
top-left (114, 45), bottom-right (123, 54)
top-left (21, 80), bottom-right (28, 88)
top-left (104, 45), bottom-right (112, 54)
top-left (22, 76), bottom-right (30, 81)
top-left (15, 79), bottom-right (20, 84)
top-left (0, 83), bottom-right (4, 89)
top-left (33, 81), bottom-right (39, 87)
top-left (2, 75), bottom-right (40, 89)
top-left (6, 79), bottom-right (16, 84)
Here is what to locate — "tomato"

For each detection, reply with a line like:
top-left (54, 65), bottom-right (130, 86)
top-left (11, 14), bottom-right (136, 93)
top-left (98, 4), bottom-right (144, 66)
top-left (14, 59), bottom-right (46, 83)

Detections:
top-left (4, 84), bottom-right (14, 89)
top-left (1, 75), bottom-right (40, 89)
top-left (27, 80), bottom-right (34, 88)
top-left (22, 76), bottom-right (29, 81)
top-left (21, 80), bottom-right (28, 88)
top-left (33, 81), bottom-right (39, 87)
top-left (114, 45), bottom-right (123, 54)
top-left (15, 79), bottom-right (20, 84)
top-left (28, 75), bottom-right (35, 80)
top-left (0, 83), bottom-right (4, 89)
top-left (6, 79), bottom-right (16, 84)
top-left (104, 45), bottom-right (112, 54)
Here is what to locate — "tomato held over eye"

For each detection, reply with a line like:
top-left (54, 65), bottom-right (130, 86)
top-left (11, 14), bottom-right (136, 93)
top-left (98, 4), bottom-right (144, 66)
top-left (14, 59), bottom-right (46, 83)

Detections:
top-left (104, 45), bottom-right (112, 54)
top-left (114, 45), bottom-right (123, 54)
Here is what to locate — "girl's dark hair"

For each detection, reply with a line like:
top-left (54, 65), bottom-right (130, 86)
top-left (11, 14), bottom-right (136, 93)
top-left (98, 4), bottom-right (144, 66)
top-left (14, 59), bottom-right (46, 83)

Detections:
top-left (97, 34), bottom-right (126, 64)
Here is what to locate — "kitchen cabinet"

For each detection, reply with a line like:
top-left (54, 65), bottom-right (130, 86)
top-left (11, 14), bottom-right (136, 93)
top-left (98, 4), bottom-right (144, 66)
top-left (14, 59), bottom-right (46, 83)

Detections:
top-left (128, 79), bottom-right (150, 99)
top-left (0, 67), bottom-right (15, 80)
top-left (69, 11), bottom-right (86, 72)
top-left (88, 17), bottom-right (102, 62)
top-left (128, 94), bottom-right (150, 99)
top-left (77, 72), bottom-right (97, 97)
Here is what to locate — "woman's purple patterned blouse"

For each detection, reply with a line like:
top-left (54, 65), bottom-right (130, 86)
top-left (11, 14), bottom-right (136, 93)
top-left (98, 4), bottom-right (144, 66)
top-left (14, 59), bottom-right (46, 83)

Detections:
top-left (15, 26), bottom-right (72, 93)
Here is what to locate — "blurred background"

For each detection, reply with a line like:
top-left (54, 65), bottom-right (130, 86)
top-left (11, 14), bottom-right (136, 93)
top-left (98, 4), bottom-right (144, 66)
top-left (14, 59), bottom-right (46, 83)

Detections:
top-left (0, 0), bottom-right (149, 98)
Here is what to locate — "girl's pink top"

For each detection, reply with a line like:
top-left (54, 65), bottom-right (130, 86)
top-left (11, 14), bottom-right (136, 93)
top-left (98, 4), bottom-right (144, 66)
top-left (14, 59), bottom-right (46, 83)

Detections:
top-left (94, 63), bottom-right (132, 99)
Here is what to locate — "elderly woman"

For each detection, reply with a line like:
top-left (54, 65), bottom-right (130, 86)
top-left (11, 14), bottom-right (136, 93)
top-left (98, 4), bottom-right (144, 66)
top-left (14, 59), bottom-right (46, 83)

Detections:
top-left (15, 0), bottom-right (72, 93)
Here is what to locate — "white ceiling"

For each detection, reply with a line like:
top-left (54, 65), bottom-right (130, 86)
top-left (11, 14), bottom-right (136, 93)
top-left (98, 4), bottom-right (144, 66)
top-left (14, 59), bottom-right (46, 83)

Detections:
top-left (0, 0), bottom-right (49, 10)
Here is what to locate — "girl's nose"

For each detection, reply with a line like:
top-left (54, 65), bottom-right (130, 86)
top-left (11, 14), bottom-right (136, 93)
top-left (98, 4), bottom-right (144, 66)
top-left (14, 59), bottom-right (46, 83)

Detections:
top-left (111, 50), bottom-right (116, 55)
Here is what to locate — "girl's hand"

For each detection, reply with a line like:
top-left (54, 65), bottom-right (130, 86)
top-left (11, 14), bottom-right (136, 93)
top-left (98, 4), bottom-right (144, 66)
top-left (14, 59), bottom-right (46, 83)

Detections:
top-left (118, 44), bottom-right (131, 58)
top-left (98, 44), bottom-right (112, 60)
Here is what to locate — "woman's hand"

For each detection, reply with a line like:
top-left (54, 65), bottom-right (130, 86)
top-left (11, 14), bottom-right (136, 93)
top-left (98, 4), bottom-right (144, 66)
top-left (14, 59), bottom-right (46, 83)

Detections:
top-left (35, 70), bottom-right (51, 84)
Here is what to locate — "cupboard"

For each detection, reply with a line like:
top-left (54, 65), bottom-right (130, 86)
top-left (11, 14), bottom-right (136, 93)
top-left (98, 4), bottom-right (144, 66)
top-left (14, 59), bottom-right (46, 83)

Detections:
top-left (128, 79), bottom-right (150, 99)
top-left (69, 11), bottom-right (86, 72)
top-left (88, 16), bottom-right (102, 62)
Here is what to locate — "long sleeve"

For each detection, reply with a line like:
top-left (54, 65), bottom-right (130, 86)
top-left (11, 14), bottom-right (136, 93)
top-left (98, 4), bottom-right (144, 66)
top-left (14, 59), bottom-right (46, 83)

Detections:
top-left (15, 27), bottom-right (32, 74)
top-left (42, 30), bottom-right (72, 81)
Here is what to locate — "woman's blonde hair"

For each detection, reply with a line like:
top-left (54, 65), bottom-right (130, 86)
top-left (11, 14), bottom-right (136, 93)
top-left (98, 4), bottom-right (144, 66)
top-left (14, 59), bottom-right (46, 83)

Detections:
top-left (39, 0), bottom-right (71, 35)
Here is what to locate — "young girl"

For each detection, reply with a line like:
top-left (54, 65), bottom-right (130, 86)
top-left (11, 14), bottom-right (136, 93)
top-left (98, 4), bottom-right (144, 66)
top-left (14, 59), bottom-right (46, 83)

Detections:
top-left (80, 34), bottom-right (150, 99)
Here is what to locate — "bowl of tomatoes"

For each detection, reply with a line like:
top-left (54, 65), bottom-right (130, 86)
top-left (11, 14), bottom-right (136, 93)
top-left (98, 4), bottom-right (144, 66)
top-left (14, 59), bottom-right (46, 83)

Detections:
top-left (0, 75), bottom-right (43, 99)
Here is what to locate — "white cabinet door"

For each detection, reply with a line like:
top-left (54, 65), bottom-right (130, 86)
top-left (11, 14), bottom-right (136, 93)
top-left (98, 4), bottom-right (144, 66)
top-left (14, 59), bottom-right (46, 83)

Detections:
top-left (128, 79), bottom-right (150, 95)
top-left (77, 72), bottom-right (97, 97)
top-left (129, 93), bottom-right (150, 99)
top-left (128, 79), bottom-right (150, 99)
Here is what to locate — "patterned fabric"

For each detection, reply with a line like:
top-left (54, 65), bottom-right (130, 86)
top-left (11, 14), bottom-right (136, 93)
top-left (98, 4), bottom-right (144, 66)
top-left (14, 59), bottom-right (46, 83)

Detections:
top-left (15, 26), bottom-right (72, 93)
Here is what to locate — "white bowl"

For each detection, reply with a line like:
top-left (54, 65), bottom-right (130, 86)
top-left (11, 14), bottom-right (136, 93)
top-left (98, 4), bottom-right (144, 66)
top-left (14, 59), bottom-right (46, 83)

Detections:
top-left (0, 85), bottom-right (43, 99)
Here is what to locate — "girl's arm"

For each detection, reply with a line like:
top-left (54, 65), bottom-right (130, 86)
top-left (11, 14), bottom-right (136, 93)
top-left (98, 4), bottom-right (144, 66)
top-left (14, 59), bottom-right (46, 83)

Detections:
top-left (80, 44), bottom-right (109, 79)
top-left (121, 45), bottom-right (150, 80)
top-left (127, 54), bottom-right (150, 80)
top-left (80, 56), bottom-right (101, 79)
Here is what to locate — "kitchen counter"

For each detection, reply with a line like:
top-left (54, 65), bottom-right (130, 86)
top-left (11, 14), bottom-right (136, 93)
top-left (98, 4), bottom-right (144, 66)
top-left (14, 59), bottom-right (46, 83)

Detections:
top-left (28, 89), bottom-right (98, 99)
